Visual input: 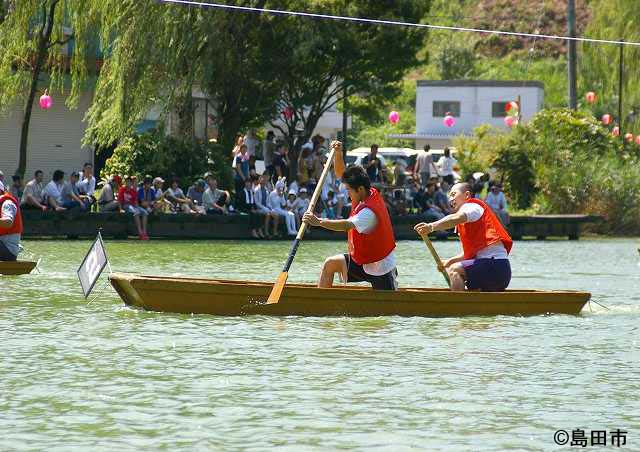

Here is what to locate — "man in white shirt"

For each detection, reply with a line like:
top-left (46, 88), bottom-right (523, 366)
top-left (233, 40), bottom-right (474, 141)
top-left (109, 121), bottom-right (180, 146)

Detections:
top-left (414, 182), bottom-right (513, 292)
top-left (303, 142), bottom-right (398, 290)
top-left (414, 144), bottom-right (439, 187)
top-left (21, 170), bottom-right (47, 211)
top-left (43, 170), bottom-right (67, 212)
top-left (437, 147), bottom-right (457, 185)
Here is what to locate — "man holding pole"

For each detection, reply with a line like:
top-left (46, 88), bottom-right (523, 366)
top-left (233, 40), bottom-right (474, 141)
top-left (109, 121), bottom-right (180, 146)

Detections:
top-left (303, 142), bottom-right (398, 290)
top-left (414, 182), bottom-right (512, 292)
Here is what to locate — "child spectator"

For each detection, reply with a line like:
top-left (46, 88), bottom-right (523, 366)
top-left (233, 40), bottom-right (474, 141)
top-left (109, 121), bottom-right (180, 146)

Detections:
top-left (118, 175), bottom-right (149, 240)
top-left (286, 190), bottom-right (300, 227)
top-left (294, 187), bottom-right (310, 218)
top-left (20, 170), bottom-right (47, 211)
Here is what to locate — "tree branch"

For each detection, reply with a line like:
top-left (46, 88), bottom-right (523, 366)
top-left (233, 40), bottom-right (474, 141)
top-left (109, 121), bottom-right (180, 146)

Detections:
top-left (47, 34), bottom-right (74, 49)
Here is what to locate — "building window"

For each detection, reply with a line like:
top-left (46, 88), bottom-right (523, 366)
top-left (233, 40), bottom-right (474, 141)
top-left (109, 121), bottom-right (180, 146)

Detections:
top-left (492, 101), bottom-right (521, 117)
top-left (433, 101), bottom-right (460, 117)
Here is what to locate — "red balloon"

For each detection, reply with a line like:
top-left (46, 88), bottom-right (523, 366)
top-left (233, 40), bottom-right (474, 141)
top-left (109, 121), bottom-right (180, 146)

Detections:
top-left (602, 114), bottom-right (612, 125)
top-left (585, 91), bottom-right (597, 104)
top-left (505, 101), bottom-right (519, 113)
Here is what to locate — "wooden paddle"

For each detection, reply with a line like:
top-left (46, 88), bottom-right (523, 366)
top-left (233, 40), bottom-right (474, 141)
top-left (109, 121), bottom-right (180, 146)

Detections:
top-left (420, 232), bottom-right (451, 288)
top-left (265, 148), bottom-right (337, 304)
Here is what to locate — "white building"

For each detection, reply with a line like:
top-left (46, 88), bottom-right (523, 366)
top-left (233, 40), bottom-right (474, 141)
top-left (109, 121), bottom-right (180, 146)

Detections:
top-left (389, 80), bottom-right (544, 149)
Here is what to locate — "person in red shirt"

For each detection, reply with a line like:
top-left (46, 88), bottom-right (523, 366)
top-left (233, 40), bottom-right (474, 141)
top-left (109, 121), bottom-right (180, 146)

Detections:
top-left (0, 180), bottom-right (23, 261)
top-left (117, 175), bottom-right (148, 240)
top-left (303, 142), bottom-right (398, 290)
top-left (415, 182), bottom-right (512, 291)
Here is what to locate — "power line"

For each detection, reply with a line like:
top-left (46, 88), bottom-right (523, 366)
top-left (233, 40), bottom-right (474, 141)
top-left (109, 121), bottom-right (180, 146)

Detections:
top-left (159, 0), bottom-right (640, 48)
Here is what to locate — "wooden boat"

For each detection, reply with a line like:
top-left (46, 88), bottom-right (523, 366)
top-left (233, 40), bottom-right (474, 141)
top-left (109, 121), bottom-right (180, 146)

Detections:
top-left (109, 272), bottom-right (591, 317)
top-left (0, 260), bottom-right (37, 276)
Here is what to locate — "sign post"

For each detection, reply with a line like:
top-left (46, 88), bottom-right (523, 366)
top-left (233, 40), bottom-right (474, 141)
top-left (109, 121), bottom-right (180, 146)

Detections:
top-left (77, 232), bottom-right (110, 299)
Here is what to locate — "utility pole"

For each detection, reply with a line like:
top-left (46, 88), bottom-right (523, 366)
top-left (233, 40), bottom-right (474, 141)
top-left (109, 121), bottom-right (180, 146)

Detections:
top-left (568, 0), bottom-right (577, 109)
top-left (342, 85), bottom-right (348, 153)
top-left (618, 40), bottom-right (624, 135)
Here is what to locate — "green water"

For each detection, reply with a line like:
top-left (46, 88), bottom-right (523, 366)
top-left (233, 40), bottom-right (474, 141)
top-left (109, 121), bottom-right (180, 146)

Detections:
top-left (1, 239), bottom-right (639, 451)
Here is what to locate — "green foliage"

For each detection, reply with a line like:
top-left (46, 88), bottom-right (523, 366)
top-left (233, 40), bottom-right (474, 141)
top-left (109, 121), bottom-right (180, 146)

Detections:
top-left (455, 108), bottom-right (640, 233)
top-left (437, 45), bottom-right (476, 80)
top-left (102, 129), bottom-right (233, 190)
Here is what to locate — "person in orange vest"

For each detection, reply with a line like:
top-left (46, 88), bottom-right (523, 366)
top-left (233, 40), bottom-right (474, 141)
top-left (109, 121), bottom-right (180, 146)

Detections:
top-left (303, 142), bottom-right (398, 290)
top-left (0, 180), bottom-right (24, 261)
top-left (414, 182), bottom-right (512, 291)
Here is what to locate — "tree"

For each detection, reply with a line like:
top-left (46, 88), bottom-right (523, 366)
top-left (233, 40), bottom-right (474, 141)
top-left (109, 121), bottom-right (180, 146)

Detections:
top-left (0, 0), bottom-right (99, 178)
top-left (269, 0), bottom-right (429, 178)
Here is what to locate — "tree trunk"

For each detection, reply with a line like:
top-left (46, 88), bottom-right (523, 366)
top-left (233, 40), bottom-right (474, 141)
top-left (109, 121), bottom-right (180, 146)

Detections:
top-left (17, 0), bottom-right (59, 179)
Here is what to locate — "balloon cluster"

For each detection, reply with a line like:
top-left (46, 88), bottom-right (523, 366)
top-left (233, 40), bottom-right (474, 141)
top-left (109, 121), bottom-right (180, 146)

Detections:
top-left (503, 101), bottom-right (519, 128)
top-left (39, 90), bottom-right (52, 110)
top-left (590, 91), bottom-right (638, 143)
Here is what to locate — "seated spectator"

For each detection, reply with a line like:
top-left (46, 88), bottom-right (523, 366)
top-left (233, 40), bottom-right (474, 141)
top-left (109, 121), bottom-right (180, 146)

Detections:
top-left (60, 171), bottom-right (89, 211)
top-left (336, 180), bottom-right (350, 218)
top-left (98, 175), bottom-right (122, 212)
top-left (236, 177), bottom-right (264, 238)
top-left (118, 175), bottom-right (149, 240)
top-left (485, 183), bottom-right (510, 225)
top-left (20, 170), bottom-right (47, 211)
top-left (268, 178), bottom-right (296, 236)
top-left (286, 189), bottom-right (301, 227)
top-left (322, 189), bottom-right (338, 219)
top-left (186, 179), bottom-right (207, 214)
top-left (421, 183), bottom-right (445, 222)
top-left (203, 177), bottom-right (228, 215)
top-left (10, 175), bottom-right (24, 200)
top-left (165, 178), bottom-right (195, 214)
top-left (254, 173), bottom-right (278, 237)
top-left (151, 177), bottom-right (171, 213)
top-left (434, 181), bottom-right (452, 215)
top-left (137, 175), bottom-right (156, 214)
top-left (77, 162), bottom-right (97, 211)
top-left (293, 187), bottom-right (310, 219)
top-left (43, 170), bottom-right (67, 212)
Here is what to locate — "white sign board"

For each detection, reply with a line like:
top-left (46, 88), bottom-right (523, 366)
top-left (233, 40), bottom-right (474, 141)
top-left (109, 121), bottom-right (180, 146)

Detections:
top-left (77, 233), bottom-right (109, 298)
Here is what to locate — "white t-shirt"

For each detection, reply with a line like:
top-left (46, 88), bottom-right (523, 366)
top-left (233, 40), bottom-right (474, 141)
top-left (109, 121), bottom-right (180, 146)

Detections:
top-left (438, 156), bottom-right (456, 176)
top-left (77, 176), bottom-right (96, 195)
top-left (43, 181), bottom-right (64, 204)
top-left (349, 207), bottom-right (396, 276)
top-left (459, 203), bottom-right (508, 260)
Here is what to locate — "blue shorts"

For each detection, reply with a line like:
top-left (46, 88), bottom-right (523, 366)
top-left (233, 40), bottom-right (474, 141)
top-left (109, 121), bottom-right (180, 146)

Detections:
top-left (463, 258), bottom-right (511, 292)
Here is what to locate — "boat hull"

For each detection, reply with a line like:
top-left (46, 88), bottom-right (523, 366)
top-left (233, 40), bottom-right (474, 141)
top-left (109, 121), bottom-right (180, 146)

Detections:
top-left (109, 273), bottom-right (590, 317)
top-left (0, 261), bottom-right (37, 276)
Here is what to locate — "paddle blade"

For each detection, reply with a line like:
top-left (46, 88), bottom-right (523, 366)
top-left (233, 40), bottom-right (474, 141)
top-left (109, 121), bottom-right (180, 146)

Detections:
top-left (265, 271), bottom-right (289, 304)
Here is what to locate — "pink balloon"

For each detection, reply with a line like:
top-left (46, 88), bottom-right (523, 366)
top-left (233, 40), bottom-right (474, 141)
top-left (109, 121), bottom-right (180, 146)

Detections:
top-left (39, 91), bottom-right (52, 110)
top-left (585, 91), bottom-right (597, 104)
top-left (504, 116), bottom-right (516, 128)
top-left (625, 132), bottom-right (634, 142)
top-left (635, 135), bottom-right (640, 145)
top-left (612, 126), bottom-right (620, 137)
top-left (388, 111), bottom-right (400, 124)
top-left (602, 114), bottom-right (612, 125)
top-left (443, 115), bottom-right (456, 128)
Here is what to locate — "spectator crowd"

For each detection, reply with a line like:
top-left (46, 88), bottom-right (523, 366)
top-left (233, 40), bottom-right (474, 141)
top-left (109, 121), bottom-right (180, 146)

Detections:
top-left (1, 133), bottom-right (509, 241)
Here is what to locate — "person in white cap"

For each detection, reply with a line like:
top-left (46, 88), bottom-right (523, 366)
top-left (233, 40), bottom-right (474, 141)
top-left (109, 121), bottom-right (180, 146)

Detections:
top-left (267, 178), bottom-right (296, 236)
top-left (0, 180), bottom-right (23, 261)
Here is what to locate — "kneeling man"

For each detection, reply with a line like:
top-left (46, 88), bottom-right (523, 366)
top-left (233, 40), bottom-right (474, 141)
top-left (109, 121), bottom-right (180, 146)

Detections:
top-left (0, 181), bottom-right (23, 261)
top-left (415, 182), bottom-right (512, 291)
top-left (303, 159), bottom-right (397, 290)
